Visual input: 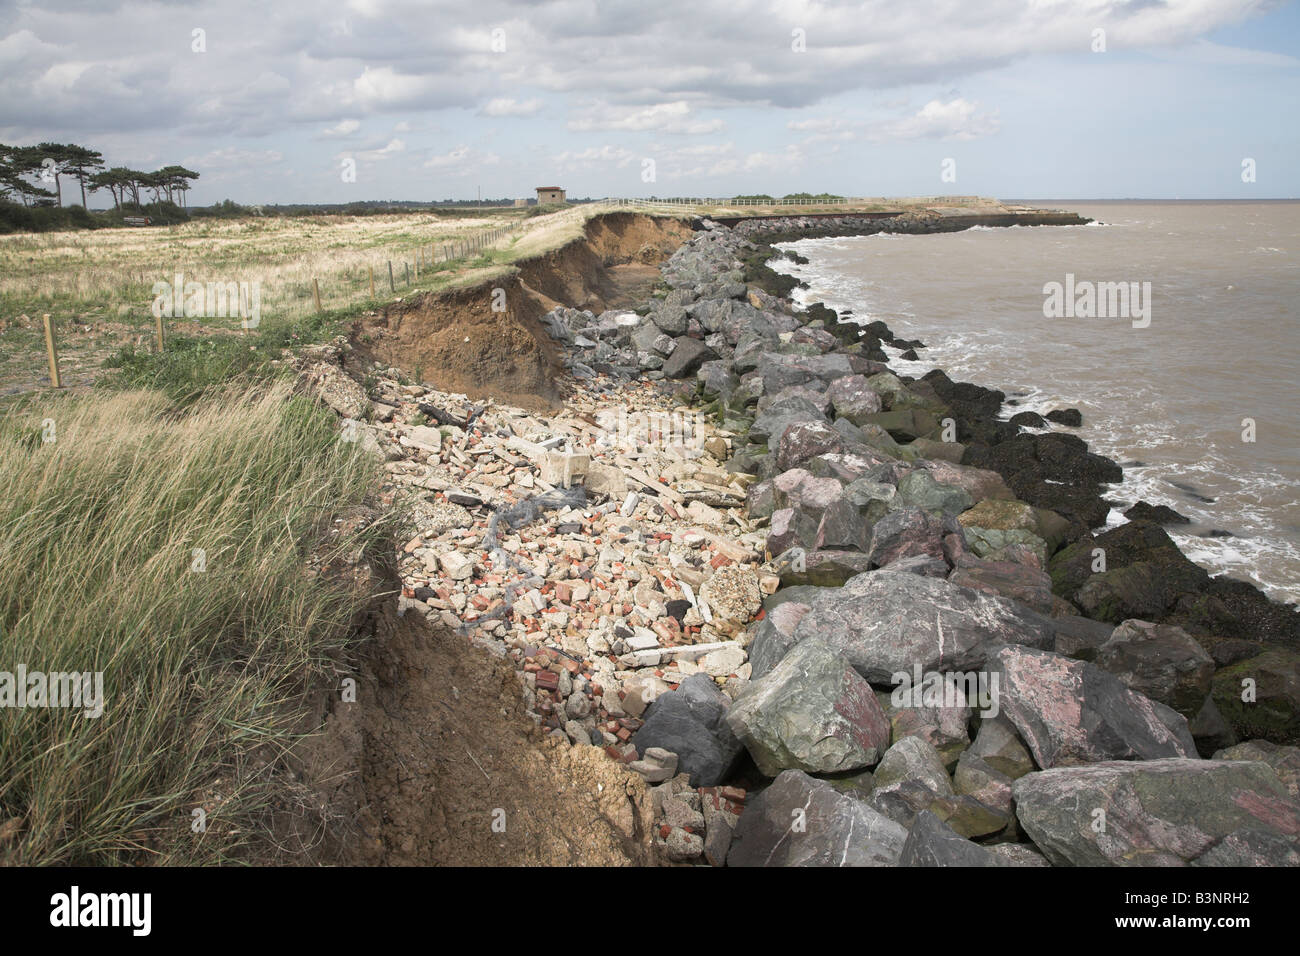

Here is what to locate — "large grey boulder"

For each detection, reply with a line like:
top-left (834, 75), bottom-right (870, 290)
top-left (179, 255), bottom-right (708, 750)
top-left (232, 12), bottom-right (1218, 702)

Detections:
top-left (899, 811), bottom-right (999, 867)
top-left (993, 645), bottom-right (1197, 768)
top-left (750, 397), bottom-right (826, 446)
top-left (661, 337), bottom-right (717, 378)
top-left (727, 637), bottom-right (891, 777)
top-left (746, 601), bottom-right (810, 681)
top-left (632, 673), bottom-right (744, 786)
top-left (827, 374), bottom-right (883, 423)
top-left (1095, 619), bottom-right (1215, 717)
top-left (948, 557), bottom-right (1055, 614)
top-left (865, 507), bottom-right (948, 567)
top-left (1213, 739), bottom-right (1300, 801)
top-left (776, 420), bottom-right (847, 472)
top-left (791, 570), bottom-right (1055, 685)
top-left (1014, 758), bottom-right (1300, 866)
top-left (728, 770), bottom-right (907, 867)
top-left (893, 469), bottom-right (974, 516)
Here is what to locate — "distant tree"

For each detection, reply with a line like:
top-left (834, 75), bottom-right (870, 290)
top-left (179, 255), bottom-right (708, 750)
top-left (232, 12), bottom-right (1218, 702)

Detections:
top-left (62, 145), bottom-right (105, 207)
top-left (89, 166), bottom-right (133, 209)
top-left (155, 165), bottom-right (200, 206)
top-left (0, 144), bottom-right (56, 206)
top-left (33, 143), bottom-right (77, 205)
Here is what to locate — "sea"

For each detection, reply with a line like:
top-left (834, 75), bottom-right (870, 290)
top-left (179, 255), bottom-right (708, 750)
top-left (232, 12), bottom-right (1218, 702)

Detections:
top-left (773, 200), bottom-right (1300, 605)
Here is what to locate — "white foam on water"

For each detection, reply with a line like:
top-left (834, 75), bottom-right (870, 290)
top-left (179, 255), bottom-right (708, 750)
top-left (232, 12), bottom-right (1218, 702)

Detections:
top-left (768, 227), bottom-right (1300, 605)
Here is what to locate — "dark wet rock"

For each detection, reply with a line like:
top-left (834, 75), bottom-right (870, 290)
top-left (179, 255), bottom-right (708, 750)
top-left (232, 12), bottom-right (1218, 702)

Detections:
top-left (1049, 521), bottom-right (1211, 623)
top-left (1013, 758), bottom-right (1300, 866)
top-left (1123, 501), bottom-right (1190, 525)
top-left (1009, 411), bottom-right (1047, 429)
top-left (728, 770), bottom-right (907, 867)
top-left (1045, 408), bottom-right (1083, 427)
top-left (1210, 648), bottom-right (1300, 745)
top-left (1095, 619), bottom-right (1215, 717)
top-left (1049, 613), bottom-right (1119, 662)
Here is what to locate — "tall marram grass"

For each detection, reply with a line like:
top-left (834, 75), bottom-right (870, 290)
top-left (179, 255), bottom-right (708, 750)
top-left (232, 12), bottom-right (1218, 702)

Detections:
top-left (0, 381), bottom-right (391, 865)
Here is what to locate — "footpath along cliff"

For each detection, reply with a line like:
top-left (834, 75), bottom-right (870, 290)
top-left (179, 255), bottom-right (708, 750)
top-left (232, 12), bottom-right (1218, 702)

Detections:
top-left (301, 209), bottom-right (1300, 867)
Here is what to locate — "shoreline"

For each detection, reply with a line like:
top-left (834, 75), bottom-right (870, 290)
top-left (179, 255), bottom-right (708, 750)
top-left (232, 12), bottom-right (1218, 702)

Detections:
top-left (306, 207), bottom-right (1300, 866)
top-left (770, 220), bottom-right (1300, 607)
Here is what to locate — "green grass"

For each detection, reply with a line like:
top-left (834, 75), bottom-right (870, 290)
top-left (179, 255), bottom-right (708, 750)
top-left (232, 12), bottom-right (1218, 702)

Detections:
top-left (0, 381), bottom-right (395, 864)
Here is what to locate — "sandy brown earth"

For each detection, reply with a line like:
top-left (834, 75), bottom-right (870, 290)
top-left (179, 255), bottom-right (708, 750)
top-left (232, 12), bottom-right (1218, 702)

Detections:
top-left (289, 601), bottom-right (658, 866)
top-left (348, 212), bottom-right (693, 412)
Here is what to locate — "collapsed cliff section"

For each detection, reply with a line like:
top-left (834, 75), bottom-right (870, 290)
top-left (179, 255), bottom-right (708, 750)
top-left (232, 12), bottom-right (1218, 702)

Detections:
top-left (347, 212), bottom-right (693, 411)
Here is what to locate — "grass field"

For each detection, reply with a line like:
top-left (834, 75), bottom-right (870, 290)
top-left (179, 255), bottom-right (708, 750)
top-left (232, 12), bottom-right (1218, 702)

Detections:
top-left (0, 202), bottom-right (696, 396)
top-left (0, 209), bottom-right (536, 394)
top-left (0, 381), bottom-right (394, 864)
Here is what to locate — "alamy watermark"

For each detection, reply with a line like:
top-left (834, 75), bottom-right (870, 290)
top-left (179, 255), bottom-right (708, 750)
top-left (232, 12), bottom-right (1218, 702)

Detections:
top-left (593, 407), bottom-right (708, 457)
top-left (1043, 273), bottom-right (1151, 328)
top-left (0, 666), bottom-right (104, 718)
top-left (151, 273), bottom-right (262, 329)
top-left (890, 664), bottom-right (1000, 718)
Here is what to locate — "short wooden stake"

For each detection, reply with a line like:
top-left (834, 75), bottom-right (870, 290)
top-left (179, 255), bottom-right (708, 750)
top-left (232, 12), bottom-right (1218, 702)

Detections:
top-left (43, 313), bottom-right (62, 388)
top-left (312, 277), bottom-right (323, 313)
top-left (388, 261), bottom-right (395, 292)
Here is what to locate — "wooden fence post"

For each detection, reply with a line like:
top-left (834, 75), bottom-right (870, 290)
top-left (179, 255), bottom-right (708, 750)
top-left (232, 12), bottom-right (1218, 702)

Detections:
top-left (312, 277), bottom-right (323, 313)
top-left (155, 308), bottom-right (165, 353)
top-left (388, 261), bottom-right (395, 292)
top-left (43, 314), bottom-right (62, 388)
top-left (369, 264), bottom-right (375, 297)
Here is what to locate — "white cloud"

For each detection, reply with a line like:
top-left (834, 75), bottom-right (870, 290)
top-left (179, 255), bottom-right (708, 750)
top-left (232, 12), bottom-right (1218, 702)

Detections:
top-left (872, 98), bottom-right (1000, 141)
top-left (568, 101), bottom-right (724, 134)
top-left (552, 145), bottom-right (638, 170)
top-left (182, 147), bottom-right (284, 169)
top-left (320, 118), bottom-right (361, 137)
top-left (481, 97), bottom-right (543, 117)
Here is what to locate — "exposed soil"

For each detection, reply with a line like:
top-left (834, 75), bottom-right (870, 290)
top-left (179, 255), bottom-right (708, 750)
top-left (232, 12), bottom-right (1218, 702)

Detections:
top-left (348, 212), bottom-right (692, 411)
top-left (286, 599), bottom-right (658, 867)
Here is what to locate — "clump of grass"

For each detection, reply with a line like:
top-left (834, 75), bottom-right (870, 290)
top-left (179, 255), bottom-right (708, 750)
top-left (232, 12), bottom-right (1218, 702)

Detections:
top-left (0, 381), bottom-right (392, 864)
top-left (100, 311), bottom-right (347, 405)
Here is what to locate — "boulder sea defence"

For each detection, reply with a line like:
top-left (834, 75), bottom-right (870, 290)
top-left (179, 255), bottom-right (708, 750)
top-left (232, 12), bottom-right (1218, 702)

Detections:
top-left (319, 207), bottom-right (1300, 866)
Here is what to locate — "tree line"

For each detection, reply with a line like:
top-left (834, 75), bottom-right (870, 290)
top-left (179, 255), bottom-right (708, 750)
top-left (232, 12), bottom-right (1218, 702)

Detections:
top-left (0, 143), bottom-right (199, 210)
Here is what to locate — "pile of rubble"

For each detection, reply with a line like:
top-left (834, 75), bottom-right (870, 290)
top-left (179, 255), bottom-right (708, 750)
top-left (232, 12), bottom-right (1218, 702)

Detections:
top-left (295, 211), bottom-right (1300, 868)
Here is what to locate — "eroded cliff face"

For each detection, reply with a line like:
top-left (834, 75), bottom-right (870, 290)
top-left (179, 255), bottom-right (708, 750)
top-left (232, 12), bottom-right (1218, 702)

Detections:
top-left (348, 212), bottom-right (693, 411)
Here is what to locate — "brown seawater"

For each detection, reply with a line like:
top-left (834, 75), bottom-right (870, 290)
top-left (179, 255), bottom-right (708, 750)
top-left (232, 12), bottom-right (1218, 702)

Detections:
top-left (775, 201), bottom-right (1300, 604)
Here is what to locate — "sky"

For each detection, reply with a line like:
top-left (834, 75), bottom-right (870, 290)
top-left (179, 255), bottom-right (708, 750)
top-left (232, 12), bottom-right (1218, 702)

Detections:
top-left (0, 0), bottom-right (1297, 205)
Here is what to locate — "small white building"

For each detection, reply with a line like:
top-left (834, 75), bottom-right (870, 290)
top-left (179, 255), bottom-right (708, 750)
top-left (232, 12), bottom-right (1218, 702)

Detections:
top-left (535, 186), bottom-right (566, 204)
